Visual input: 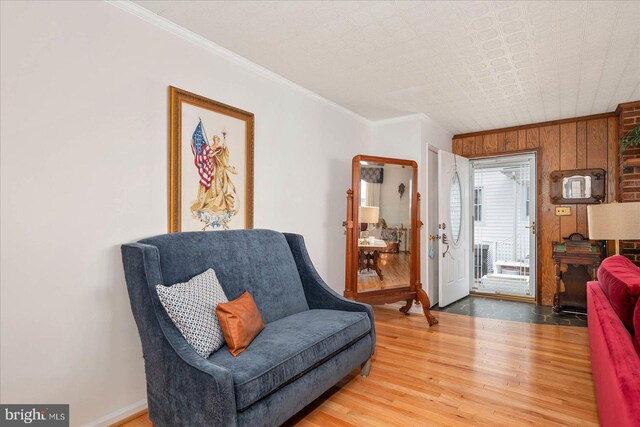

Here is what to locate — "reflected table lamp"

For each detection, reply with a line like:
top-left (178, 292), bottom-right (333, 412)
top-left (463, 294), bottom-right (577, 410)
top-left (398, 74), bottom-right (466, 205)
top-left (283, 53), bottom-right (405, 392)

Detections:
top-left (359, 206), bottom-right (379, 242)
top-left (587, 202), bottom-right (640, 255)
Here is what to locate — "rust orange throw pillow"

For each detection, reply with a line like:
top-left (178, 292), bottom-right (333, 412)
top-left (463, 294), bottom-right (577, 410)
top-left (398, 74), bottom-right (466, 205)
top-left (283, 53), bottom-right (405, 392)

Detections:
top-left (216, 291), bottom-right (265, 356)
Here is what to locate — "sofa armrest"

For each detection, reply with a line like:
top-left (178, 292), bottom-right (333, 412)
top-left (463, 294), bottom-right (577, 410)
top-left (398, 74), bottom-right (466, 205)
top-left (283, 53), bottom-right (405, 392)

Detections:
top-left (283, 233), bottom-right (375, 354)
top-left (147, 340), bottom-right (238, 426)
top-left (587, 281), bottom-right (640, 427)
top-left (121, 244), bottom-right (237, 426)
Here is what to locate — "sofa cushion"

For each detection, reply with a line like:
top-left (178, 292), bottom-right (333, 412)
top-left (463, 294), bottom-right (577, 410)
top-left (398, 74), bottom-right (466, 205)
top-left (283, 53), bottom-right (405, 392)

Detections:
top-left (587, 281), bottom-right (640, 427)
top-left (597, 255), bottom-right (640, 331)
top-left (139, 230), bottom-right (309, 324)
top-left (208, 309), bottom-right (371, 411)
top-left (217, 291), bottom-right (265, 356)
top-left (156, 268), bottom-right (228, 358)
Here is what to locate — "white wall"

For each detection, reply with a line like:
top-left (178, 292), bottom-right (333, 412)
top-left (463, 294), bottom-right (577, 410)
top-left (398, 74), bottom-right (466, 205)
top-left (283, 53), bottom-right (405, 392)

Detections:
top-left (0, 2), bottom-right (452, 426)
top-left (0, 2), bottom-right (372, 425)
top-left (370, 115), bottom-right (452, 304)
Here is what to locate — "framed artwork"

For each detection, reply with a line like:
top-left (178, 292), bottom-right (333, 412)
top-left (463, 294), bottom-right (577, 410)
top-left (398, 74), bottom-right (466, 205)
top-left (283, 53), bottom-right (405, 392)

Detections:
top-left (168, 86), bottom-right (254, 232)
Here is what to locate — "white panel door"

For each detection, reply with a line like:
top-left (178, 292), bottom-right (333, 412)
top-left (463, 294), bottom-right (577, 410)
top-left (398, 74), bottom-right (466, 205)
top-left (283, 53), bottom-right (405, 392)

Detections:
top-left (438, 151), bottom-right (471, 307)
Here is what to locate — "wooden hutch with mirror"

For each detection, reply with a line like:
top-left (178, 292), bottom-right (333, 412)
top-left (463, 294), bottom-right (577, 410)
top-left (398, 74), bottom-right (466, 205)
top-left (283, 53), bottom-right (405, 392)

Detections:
top-left (343, 155), bottom-right (438, 326)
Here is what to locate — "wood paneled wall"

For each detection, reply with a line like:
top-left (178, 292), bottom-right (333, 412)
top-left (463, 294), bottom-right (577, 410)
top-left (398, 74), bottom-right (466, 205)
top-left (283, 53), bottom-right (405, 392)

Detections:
top-left (453, 114), bottom-right (618, 306)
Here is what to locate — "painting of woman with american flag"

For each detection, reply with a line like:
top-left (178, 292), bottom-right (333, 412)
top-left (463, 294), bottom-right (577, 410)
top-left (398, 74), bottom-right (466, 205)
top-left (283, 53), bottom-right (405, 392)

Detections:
top-left (168, 86), bottom-right (254, 232)
top-left (189, 120), bottom-right (239, 230)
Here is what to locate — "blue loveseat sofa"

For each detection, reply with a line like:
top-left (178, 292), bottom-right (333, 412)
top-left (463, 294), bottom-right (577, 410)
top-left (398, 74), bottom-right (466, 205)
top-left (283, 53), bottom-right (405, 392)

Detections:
top-left (121, 229), bottom-right (375, 426)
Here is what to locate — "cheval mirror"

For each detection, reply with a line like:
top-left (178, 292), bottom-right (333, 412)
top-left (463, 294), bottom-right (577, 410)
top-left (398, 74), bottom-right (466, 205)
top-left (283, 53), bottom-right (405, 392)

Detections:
top-left (344, 155), bottom-right (438, 326)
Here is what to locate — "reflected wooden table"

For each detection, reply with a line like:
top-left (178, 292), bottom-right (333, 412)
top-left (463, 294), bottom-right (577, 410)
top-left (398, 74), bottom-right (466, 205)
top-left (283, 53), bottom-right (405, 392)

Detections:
top-left (358, 239), bottom-right (387, 280)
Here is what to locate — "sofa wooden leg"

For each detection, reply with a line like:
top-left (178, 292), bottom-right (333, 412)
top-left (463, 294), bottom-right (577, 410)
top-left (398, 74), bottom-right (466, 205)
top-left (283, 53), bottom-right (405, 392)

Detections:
top-left (360, 358), bottom-right (372, 377)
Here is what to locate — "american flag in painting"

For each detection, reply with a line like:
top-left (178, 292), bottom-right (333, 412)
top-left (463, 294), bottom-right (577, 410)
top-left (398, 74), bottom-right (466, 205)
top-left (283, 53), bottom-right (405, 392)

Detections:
top-left (191, 120), bottom-right (213, 189)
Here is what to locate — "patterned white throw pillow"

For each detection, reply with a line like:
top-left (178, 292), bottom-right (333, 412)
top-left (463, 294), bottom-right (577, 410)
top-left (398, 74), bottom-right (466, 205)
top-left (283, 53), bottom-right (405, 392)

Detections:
top-left (156, 268), bottom-right (229, 358)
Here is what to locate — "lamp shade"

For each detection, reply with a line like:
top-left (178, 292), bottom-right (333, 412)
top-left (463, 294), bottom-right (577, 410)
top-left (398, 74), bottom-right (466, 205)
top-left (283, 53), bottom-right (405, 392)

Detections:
top-left (587, 202), bottom-right (640, 240)
top-left (359, 206), bottom-right (379, 224)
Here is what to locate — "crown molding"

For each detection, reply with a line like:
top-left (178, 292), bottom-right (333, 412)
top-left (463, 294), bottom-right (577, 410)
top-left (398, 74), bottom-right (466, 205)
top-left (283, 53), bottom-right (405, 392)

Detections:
top-left (453, 111), bottom-right (618, 139)
top-left (105, 0), bottom-right (371, 125)
top-left (370, 113), bottom-right (427, 127)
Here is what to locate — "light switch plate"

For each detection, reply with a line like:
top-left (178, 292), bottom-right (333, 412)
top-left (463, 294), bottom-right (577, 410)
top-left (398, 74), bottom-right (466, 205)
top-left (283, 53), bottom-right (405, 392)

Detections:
top-left (556, 206), bottom-right (571, 216)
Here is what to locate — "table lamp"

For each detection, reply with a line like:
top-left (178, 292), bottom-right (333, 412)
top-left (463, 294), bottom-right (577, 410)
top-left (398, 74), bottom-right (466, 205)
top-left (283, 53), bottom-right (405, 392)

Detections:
top-left (587, 202), bottom-right (640, 255)
top-left (359, 206), bottom-right (379, 242)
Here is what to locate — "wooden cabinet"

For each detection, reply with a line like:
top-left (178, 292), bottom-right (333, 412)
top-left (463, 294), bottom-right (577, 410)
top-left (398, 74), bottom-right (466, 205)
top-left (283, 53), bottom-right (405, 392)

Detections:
top-left (552, 233), bottom-right (604, 314)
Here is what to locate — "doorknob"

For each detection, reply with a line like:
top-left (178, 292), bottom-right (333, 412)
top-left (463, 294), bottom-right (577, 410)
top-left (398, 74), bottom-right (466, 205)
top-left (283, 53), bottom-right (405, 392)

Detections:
top-left (525, 221), bottom-right (536, 235)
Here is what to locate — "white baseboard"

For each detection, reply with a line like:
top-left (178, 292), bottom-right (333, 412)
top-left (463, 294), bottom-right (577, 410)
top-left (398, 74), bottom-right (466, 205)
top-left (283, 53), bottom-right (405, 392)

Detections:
top-left (83, 399), bottom-right (147, 427)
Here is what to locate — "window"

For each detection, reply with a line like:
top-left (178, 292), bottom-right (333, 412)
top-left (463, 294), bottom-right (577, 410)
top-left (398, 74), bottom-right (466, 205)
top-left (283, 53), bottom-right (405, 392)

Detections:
top-left (360, 179), bottom-right (367, 206)
top-left (474, 186), bottom-right (483, 222)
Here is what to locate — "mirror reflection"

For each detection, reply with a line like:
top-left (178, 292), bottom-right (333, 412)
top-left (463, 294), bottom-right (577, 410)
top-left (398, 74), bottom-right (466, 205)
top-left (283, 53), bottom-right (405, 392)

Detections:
top-left (357, 162), bottom-right (412, 292)
top-left (450, 172), bottom-right (462, 244)
top-left (562, 175), bottom-right (592, 199)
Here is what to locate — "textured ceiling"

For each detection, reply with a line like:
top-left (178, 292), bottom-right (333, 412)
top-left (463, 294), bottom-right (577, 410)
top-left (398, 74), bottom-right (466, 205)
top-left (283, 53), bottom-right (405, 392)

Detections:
top-left (135, 1), bottom-right (640, 134)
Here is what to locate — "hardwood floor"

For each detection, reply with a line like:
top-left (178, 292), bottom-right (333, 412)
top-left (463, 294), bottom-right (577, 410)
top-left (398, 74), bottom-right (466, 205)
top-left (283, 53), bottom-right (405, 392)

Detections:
top-left (358, 252), bottom-right (410, 292)
top-left (121, 307), bottom-right (598, 427)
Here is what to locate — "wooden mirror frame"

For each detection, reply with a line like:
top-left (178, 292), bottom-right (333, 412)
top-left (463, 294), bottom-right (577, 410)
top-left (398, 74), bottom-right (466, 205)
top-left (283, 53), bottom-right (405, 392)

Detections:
top-left (550, 168), bottom-right (606, 204)
top-left (343, 155), bottom-right (438, 326)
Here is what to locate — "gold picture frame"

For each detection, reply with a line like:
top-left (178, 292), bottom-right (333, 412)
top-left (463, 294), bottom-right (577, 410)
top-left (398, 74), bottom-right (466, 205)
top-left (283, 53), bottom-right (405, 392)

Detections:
top-left (168, 86), bottom-right (254, 232)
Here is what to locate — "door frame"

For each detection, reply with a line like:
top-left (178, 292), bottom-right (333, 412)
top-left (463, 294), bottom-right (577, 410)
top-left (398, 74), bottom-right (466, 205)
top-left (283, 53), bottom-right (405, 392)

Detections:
top-left (465, 148), bottom-right (541, 305)
top-left (425, 145), bottom-right (439, 306)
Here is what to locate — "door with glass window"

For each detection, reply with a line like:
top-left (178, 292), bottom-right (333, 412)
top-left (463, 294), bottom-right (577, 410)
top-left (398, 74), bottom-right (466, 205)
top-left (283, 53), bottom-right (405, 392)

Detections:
top-left (438, 151), bottom-right (471, 307)
top-left (470, 154), bottom-right (537, 300)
